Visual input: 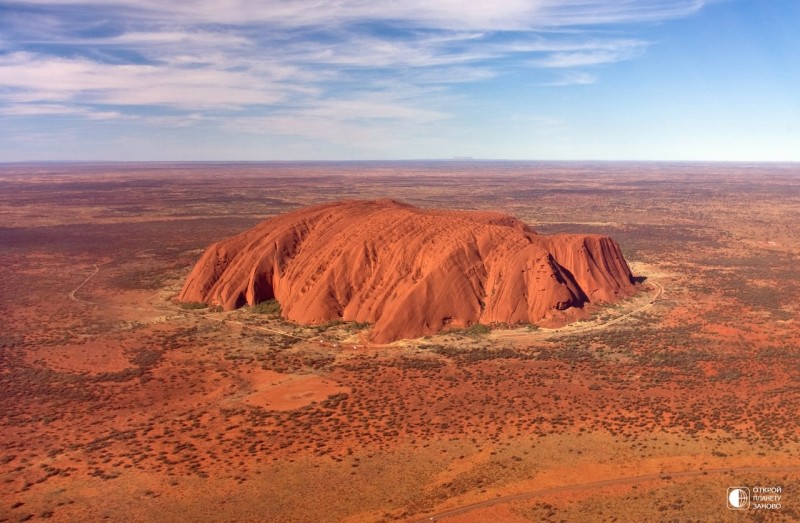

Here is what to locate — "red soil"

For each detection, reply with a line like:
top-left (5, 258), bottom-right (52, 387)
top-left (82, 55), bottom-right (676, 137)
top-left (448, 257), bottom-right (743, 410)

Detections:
top-left (240, 369), bottom-right (350, 411)
top-left (23, 340), bottom-right (131, 375)
top-left (179, 200), bottom-right (635, 342)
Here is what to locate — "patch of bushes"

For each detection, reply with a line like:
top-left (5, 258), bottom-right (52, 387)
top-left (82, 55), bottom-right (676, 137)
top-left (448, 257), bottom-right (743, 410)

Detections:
top-left (395, 357), bottom-right (445, 370)
top-left (345, 321), bottom-right (371, 332)
top-left (431, 345), bottom-right (531, 362)
top-left (320, 393), bottom-right (349, 409)
top-left (179, 301), bottom-right (207, 310)
top-left (251, 299), bottom-right (281, 315)
top-left (467, 323), bottom-right (491, 335)
top-left (131, 349), bottom-right (161, 368)
top-left (311, 319), bottom-right (344, 331)
top-left (446, 323), bottom-right (491, 336)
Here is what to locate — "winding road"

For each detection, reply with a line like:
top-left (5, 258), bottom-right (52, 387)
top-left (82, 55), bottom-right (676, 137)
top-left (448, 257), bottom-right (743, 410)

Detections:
top-left (412, 463), bottom-right (799, 522)
top-left (554, 278), bottom-right (664, 335)
top-left (68, 263), bottom-right (100, 304)
top-left (491, 278), bottom-right (664, 344)
top-left (202, 314), bottom-right (310, 342)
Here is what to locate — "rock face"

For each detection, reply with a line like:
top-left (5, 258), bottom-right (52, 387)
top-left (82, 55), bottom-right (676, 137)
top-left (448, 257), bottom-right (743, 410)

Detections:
top-left (179, 200), bottom-right (636, 342)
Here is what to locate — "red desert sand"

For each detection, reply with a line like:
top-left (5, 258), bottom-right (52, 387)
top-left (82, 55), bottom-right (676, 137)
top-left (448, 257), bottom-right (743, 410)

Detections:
top-left (179, 199), bottom-right (636, 342)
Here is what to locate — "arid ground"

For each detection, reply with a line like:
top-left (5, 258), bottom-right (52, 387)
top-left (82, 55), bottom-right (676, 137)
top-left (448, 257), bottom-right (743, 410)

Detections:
top-left (2, 161), bottom-right (799, 522)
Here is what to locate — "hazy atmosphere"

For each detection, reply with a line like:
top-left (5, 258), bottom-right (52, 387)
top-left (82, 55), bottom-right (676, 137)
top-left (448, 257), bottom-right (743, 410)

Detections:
top-left (1, 0), bottom-right (798, 161)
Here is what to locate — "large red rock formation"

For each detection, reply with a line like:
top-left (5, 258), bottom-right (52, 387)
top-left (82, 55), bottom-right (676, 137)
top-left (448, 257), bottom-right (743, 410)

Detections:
top-left (179, 200), bottom-right (636, 342)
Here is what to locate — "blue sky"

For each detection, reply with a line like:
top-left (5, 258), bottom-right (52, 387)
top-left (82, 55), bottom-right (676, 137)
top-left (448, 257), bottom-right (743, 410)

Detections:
top-left (0, 0), bottom-right (797, 161)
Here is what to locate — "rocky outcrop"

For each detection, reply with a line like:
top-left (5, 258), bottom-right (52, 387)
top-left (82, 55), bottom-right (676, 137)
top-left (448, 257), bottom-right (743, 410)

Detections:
top-left (179, 200), bottom-right (636, 342)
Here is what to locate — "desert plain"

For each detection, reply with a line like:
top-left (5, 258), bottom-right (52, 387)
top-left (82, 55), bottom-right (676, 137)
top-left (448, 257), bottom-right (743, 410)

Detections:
top-left (1, 161), bottom-right (799, 522)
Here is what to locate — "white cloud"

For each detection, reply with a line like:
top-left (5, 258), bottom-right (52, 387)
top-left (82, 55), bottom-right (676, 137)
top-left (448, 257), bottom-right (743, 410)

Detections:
top-left (0, 103), bottom-right (83, 116)
top-left (532, 49), bottom-right (642, 68)
top-left (294, 100), bottom-right (447, 122)
top-left (14, 0), bottom-right (711, 30)
top-left (98, 31), bottom-right (250, 47)
top-left (0, 102), bottom-right (134, 121)
top-left (544, 71), bottom-right (598, 86)
top-left (0, 52), bottom-right (292, 109)
top-left (1, 0), bottom-right (716, 149)
top-left (527, 37), bottom-right (648, 67)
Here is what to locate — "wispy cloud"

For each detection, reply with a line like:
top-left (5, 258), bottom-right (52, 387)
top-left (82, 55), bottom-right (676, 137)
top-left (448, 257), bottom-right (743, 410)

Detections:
top-left (0, 51), bottom-right (297, 108)
top-left (12, 0), bottom-right (710, 29)
top-left (0, 0), bottom-right (715, 154)
top-left (531, 44), bottom-right (646, 68)
top-left (0, 103), bottom-right (83, 116)
top-left (544, 71), bottom-right (598, 86)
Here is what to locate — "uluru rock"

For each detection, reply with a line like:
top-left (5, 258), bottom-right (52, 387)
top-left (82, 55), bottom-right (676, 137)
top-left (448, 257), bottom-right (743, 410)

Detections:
top-left (179, 200), bottom-right (636, 342)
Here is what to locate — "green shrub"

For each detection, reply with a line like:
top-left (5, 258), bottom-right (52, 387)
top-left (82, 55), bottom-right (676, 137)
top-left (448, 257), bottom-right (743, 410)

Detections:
top-left (466, 323), bottom-right (491, 335)
top-left (251, 300), bottom-right (281, 315)
top-left (132, 349), bottom-right (161, 368)
top-left (179, 301), bottom-right (208, 310)
top-left (345, 321), bottom-right (371, 331)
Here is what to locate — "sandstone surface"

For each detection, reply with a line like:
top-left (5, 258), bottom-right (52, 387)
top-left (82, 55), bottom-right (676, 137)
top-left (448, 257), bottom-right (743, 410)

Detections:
top-left (179, 200), bottom-right (636, 342)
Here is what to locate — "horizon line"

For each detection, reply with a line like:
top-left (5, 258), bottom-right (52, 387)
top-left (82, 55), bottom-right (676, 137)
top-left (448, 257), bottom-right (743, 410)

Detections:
top-left (2, 159), bottom-right (800, 165)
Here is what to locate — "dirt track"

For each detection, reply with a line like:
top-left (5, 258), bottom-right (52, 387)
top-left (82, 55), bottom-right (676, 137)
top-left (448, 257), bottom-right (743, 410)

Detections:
top-left (68, 263), bottom-right (99, 304)
top-left (555, 279), bottom-right (664, 335)
top-left (411, 464), bottom-right (800, 522)
top-left (489, 277), bottom-right (664, 345)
